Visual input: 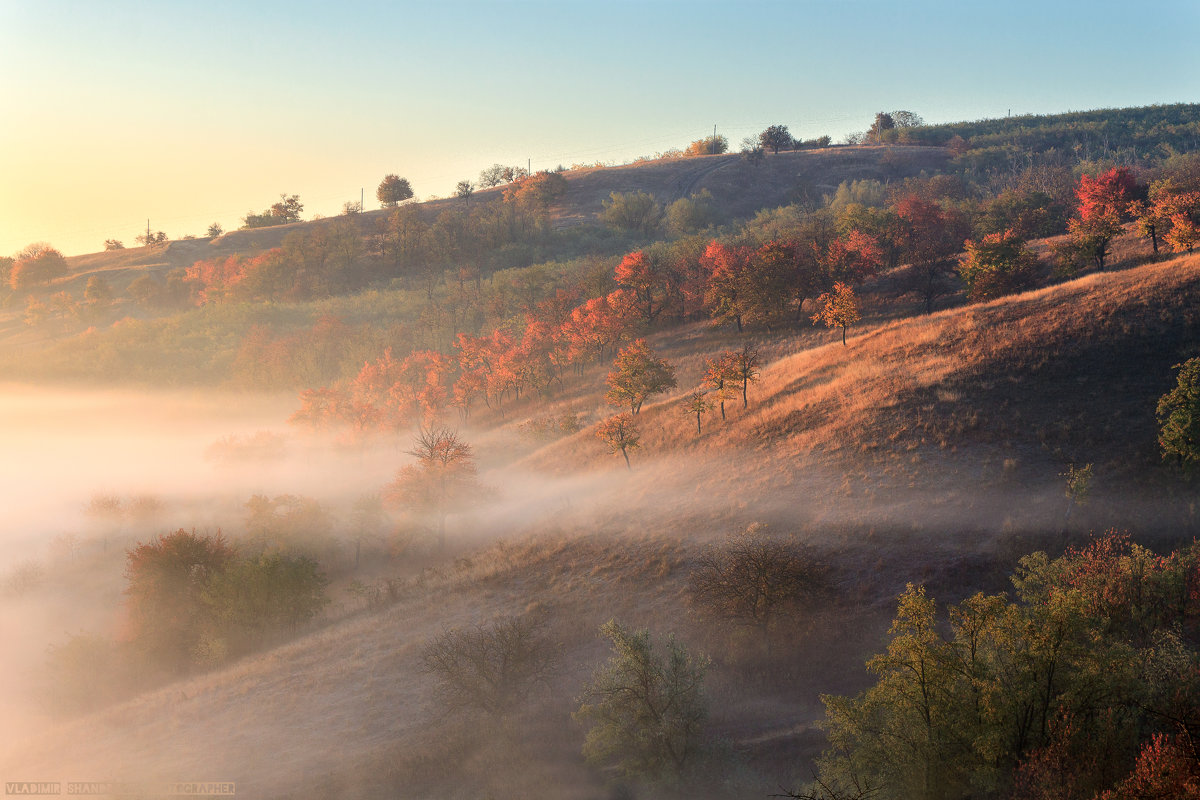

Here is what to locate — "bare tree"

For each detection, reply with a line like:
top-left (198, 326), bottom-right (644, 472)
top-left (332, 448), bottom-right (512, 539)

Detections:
top-left (421, 614), bottom-right (560, 715)
top-left (384, 427), bottom-right (485, 549)
top-left (689, 524), bottom-right (826, 648)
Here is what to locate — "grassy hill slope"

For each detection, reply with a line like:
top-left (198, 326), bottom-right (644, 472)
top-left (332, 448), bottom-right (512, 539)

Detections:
top-left (7, 253), bottom-right (1200, 799)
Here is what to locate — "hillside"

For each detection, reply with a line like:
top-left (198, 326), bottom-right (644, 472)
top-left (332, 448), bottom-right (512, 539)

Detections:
top-left (6, 252), bottom-right (1200, 798)
top-left (48, 146), bottom-right (947, 288)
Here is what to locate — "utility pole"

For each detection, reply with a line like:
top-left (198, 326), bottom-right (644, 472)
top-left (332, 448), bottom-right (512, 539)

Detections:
top-left (361, 187), bottom-right (364, 211)
top-left (712, 123), bottom-right (717, 155)
top-left (146, 218), bottom-right (150, 244)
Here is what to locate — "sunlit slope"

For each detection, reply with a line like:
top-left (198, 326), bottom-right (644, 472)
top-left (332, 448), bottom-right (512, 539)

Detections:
top-left (534, 253), bottom-right (1200, 530)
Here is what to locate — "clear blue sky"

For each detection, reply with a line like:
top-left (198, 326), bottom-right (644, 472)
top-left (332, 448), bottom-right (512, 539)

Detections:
top-left (2, 0), bottom-right (1197, 256)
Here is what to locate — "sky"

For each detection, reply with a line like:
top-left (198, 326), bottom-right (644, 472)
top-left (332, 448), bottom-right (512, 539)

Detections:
top-left (1, 0), bottom-right (1198, 258)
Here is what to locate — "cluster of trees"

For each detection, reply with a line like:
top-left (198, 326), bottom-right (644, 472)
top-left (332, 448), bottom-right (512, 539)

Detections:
top-left (242, 194), bottom-right (304, 229)
top-left (118, 529), bottom-right (330, 675)
top-left (809, 534), bottom-right (1200, 800)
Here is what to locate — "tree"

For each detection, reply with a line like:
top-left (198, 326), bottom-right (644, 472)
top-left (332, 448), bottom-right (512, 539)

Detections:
top-left (104, 239), bottom-right (124, 250)
top-left (135, 230), bottom-right (168, 248)
top-left (867, 112), bottom-right (895, 142)
top-left (812, 282), bottom-right (860, 345)
top-left (9, 242), bottom-right (68, 290)
top-left (203, 552), bottom-right (329, 655)
top-left (341, 200), bottom-right (362, 215)
top-left (666, 190), bottom-right (718, 234)
top-left (124, 529), bottom-right (235, 673)
top-left (1065, 167), bottom-right (1139, 271)
top-left (596, 413), bottom-right (640, 469)
top-left (606, 339), bottom-right (677, 414)
top-left (421, 614), bottom-right (560, 716)
top-left (684, 135), bottom-right (728, 156)
top-left (601, 191), bottom-right (664, 234)
top-left (741, 136), bottom-right (766, 166)
top-left (455, 179), bottom-right (474, 206)
top-left (689, 525), bottom-right (826, 647)
top-left (818, 536), bottom-right (1200, 800)
top-left (1060, 462), bottom-right (1093, 534)
top-left (479, 163), bottom-right (528, 187)
top-left (894, 194), bottom-right (967, 313)
top-left (1157, 357), bottom-right (1200, 468)
top-left (271, 194), bottom-right (304, 223)
top-left (683, 389), bottom-right (712, 435)
top-left (759, 124), bottom-right (794, 154)
top-left (84, 275), bottom-right (112, 305)
top-left (614, 250), bottom-right (675, 323)
top-left (383, 427), bottom-right (483, 548)
top-left (957, 229), bottom-right (1042, 302)
top-left (704, 353), bottom-right (739, 420)
top-left (574, 620), bottom-right (709, 780)
top-left (207, 222), bottom-right (224, 238)
top-left (730, 345), bottom-right (760, 408)
top-left (377, 174), bottom-right (414, 208)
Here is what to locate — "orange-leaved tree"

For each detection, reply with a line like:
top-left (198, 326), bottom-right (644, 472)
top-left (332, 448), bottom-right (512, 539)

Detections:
top-left (812, 282), bottom-right (861, 346)
top-left (596, 413), bottom-right (640, 469)
top-left (1066, 167), bottom-right (1140, 271)
top-left (605, 339), bottom-right (677, 414)
top-left (384, 427), bottom-right (484, 549)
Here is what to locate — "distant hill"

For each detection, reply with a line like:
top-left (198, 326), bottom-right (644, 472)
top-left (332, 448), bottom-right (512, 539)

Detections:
top-left (55, 145), bottom-right (949, 283)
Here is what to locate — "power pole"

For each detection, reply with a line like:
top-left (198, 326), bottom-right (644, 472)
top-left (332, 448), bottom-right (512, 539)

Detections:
top-left (712, 123), bottom-right (717, 155)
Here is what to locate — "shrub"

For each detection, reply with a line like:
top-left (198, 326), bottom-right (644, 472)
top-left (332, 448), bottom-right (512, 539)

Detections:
top-left (575, 620), bottom-right (709, 780)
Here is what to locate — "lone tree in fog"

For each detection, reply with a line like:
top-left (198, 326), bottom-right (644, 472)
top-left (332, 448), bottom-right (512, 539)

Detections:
top-left (377, 174), bottom-right (414, 208)
top-left (596, 413), bottom-right (640, 469)
top-left (574, 620), bottom-right (709, 780)
top-left (384, 427), bottom-right (483, 548)
top-left (689, 524), bottom-right (826, 648)
top-left (421, 613), bottom-right (560, 716)
top-left (124, 529), bottom-right (235, 673)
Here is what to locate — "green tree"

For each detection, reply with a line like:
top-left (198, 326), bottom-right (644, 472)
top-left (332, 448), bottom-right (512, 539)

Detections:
top-left (665, 190), bottom-right (718, 234)
top-left (104, 239), bottom-right (124, 250)
top-left (759, 124), bottom-right (794, 154)
top-left (123, 529), bottom-right (235, 673)
top-left (605, 339), bottom-right (677, 414)
top-left (1157, 357), bottom-right (1200, 468)
top-left (957, 229), bottom-right (1042, 302)
top-left (206, 222), bottom-right (224, 237)
top-left (455, 179), bottom-right (474, 206)
top-left (203, 552), bottom-right (329, 657)
top-left (574, 620), bottom-right (710, 780)
top-left (377, 174), bottom-right (414, 208)
top-left (601, 191), bottom-right (664, 234)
